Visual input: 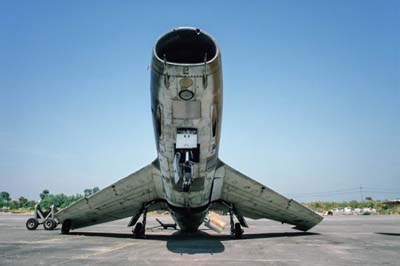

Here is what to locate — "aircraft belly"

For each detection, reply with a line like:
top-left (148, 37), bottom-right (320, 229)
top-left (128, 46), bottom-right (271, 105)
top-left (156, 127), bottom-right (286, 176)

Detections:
top-left (168, 203), bottom-right (209, 232)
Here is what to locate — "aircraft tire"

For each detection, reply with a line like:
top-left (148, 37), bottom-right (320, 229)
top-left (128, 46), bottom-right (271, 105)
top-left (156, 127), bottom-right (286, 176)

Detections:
top-left (234, 223), bottom-right (243, 239)
top-left (133, 222), bottom-right (145, 238)
top-left (61, 220), bottom-right (72, 234)
top-left (52, 221), bottom-right (58, 230)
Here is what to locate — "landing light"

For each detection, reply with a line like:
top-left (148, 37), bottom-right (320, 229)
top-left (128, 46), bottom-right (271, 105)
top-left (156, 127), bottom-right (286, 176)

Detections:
top-left (179, 90), bottom-right (194, 100)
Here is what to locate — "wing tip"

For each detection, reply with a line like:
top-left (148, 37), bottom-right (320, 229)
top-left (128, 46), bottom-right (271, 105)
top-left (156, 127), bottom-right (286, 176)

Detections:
top-left (293, 215), bottom-right (323, 232)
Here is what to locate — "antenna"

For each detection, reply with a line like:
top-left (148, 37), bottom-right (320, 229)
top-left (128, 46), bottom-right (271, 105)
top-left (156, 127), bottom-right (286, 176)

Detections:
top-left (360, 185), bottom-right (364, 202)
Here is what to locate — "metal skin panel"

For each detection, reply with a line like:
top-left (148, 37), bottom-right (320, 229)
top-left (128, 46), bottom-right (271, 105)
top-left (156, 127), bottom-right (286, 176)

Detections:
top-left (172, 100), bottom-right (201, 119)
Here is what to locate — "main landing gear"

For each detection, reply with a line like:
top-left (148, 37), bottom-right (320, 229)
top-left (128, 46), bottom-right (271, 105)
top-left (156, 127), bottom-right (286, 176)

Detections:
top-left (220, 201), bottom-right (247, 239)
top-left (130, 200), bottom-right (165, 238)
top-left (133, 209), bottom-right (147, 238)
top-left (61, 219), bottom-right (71, 234)
top-left (229, 210), bottom-right (243, 239)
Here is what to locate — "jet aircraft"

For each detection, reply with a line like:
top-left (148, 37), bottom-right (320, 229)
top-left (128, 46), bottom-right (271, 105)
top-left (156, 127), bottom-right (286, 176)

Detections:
top-left (56, 27), bottom-right (323, 238)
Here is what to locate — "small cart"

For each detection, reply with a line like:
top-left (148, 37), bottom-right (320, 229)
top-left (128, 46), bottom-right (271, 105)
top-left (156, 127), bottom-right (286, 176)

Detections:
top-left (26, 202), bottom-right (58, 230)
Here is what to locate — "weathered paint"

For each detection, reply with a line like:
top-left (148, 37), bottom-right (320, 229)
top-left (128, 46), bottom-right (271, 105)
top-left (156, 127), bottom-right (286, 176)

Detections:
top-left (150, 27), bottom-right (223, 230)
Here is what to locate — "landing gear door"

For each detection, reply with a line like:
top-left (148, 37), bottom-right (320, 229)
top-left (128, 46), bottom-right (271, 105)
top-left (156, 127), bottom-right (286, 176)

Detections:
top-left (176, 129), bottom-right (198, 149)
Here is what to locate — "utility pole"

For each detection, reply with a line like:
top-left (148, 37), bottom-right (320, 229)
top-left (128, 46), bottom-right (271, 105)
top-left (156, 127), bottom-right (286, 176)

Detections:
top-left (360, 185), bottom-right (364, 202)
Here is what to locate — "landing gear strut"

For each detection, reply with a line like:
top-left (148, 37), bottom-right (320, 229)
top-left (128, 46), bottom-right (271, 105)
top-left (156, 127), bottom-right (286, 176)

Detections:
top-left (182, 162), bottom-right (192, 192)
top-left (133, 222), bottom-right (145, 238)
top-left (220, 200), bottom-right (247, 239)
top-left (133, 206), bottom-right (148, 238)
top-left (229, 210), bottom-right (243, 239)
top-left (130, 200), bottom-right (165, 238)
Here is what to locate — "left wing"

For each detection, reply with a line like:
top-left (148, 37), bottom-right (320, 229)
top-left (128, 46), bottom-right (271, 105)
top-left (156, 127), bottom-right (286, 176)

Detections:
top-left (56, 160), bottom-right (164, 230)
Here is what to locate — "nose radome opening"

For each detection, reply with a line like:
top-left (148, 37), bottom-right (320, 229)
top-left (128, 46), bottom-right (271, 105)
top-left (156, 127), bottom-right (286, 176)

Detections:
top-left (155, 28), bottom-right (217, 64)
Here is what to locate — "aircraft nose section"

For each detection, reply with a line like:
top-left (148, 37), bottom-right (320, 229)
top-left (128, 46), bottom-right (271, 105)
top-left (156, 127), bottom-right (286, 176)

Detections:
top-left (154, 27), bottom-right (218, 64)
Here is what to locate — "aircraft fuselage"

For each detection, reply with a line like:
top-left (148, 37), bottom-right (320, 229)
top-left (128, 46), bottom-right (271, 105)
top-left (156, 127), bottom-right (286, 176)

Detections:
top-left (150, 28), bottom-right (223, 231)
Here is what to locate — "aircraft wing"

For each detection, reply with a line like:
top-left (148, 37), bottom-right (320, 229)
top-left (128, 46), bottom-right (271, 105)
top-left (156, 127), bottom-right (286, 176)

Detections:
top-left (56, 160), bottom-right (164, 230)
top-left (214, 160), bottom-right (323, 231)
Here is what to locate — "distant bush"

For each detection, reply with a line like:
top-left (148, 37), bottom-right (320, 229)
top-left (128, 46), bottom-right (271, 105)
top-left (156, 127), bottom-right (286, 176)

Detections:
top-left (304, 200), bottom-right (399, 215)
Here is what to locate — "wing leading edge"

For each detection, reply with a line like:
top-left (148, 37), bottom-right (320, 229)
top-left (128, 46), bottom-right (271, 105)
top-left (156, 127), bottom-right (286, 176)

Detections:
top-left (55, 160), bottom-right (164, 230)
top-left (217, 160), bottom-right (323, 231)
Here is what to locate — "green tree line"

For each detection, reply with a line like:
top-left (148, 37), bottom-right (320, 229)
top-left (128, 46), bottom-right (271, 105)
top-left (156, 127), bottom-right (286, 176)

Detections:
top-left (0, 187), bottom-right (100, 211)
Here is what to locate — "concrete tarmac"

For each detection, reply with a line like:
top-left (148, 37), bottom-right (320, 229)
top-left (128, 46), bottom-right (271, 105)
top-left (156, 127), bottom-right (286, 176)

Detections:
top-left (0, 214), bottom-right (399, 266)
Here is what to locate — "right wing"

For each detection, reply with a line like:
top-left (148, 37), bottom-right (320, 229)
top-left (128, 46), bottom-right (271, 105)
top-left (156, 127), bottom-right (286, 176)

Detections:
top-left (214, 160), bottom-right (322, 231)
top-left (56, 160), bottom-right (165, 230)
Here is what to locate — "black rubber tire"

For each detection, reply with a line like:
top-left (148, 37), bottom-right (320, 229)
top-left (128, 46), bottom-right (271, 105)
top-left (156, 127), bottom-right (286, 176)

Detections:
top-left (61, 220), bottom-right (72, 234)
top-left (26, 218), bottom-right (39, 230)
top-left (133, 222), bottom-right (145, 238)
top-left (43, 218), bottom-right (56, 230)
top-left (183, 184), bottom-right (190, 192)
top-left (52, 220), bottom-right (58, 230)
top-left (234, 223), bottom-right (243, 239)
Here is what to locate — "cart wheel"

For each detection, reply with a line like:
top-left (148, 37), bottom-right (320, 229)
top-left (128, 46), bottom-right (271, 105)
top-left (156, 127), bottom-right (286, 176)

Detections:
top-left (43, 218), bottom-right (56, 230)
top-left (26, 218), bottom-right (39, 230)
top-left (52, 221), bottom-right (58, 230)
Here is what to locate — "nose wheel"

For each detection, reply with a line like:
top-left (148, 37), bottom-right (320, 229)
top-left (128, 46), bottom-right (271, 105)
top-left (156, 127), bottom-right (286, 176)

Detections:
top-left (183, 183), bottom-right (190, 192)
top-left (182, 160), bottom-right (192, 192)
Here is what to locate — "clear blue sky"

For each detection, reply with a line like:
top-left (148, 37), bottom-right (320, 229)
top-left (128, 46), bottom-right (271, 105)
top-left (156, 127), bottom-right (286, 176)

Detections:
top-left (0, 1), bottom-right (399, 201)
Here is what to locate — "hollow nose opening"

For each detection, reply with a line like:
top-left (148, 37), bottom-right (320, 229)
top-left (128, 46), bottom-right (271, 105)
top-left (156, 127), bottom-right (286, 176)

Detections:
top-left (155, 28), bottom-right (217, 64)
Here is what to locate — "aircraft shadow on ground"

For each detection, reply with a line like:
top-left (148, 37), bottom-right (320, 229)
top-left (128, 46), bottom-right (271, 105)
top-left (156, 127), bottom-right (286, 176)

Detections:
top-left (375, 232), bottom-right (400, 237)
top-left (68, 230), bottom-right (319, 254)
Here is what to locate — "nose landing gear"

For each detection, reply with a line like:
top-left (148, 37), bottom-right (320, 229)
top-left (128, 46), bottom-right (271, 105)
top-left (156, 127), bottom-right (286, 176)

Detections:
top-left (182, 162), bottom-right (192, 192)
top-left (174, 150), bottom-right (195, 193)
top-left (174, 128), bottom-right (199, 192)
